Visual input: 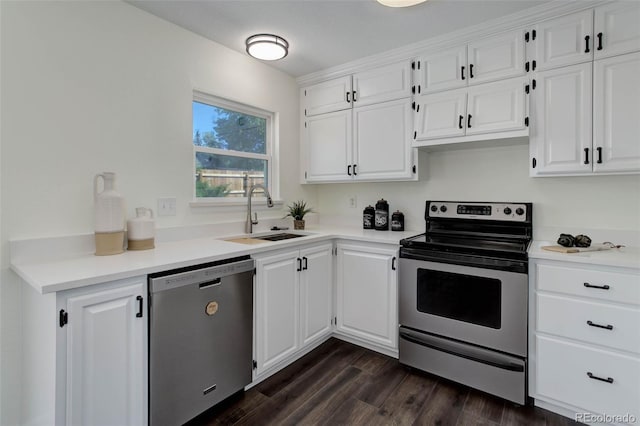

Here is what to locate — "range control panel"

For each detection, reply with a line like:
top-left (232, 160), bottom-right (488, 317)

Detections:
top-left (427, 201), bottom-right (530, 222)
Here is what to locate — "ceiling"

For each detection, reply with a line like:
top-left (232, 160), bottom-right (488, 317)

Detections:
top-left (127, 0), bottom-right (550, 78)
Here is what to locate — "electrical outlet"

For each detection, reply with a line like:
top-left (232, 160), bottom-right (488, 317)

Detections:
top-left (157, 197), bottom-right (177, 216)
top-left (348, 195), bottom-right (357, 208)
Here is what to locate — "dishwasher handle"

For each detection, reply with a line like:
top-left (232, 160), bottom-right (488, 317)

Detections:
top-left (150, 258), bottom-right (255, 293)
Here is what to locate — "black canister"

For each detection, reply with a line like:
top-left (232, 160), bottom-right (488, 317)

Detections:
top-left (391, 210), bottom-right (404, 231)
top-left (363, 205), bottom-right (375, 229)
top-left (374, 199), bottom-right (389, 231)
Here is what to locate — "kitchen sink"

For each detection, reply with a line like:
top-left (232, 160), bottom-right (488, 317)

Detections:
top-left (253, 233), bottom-right (305, 241)
top-left (224, 233), bottom-right (307, 245)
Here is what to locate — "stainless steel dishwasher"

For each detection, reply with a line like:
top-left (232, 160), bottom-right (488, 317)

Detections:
top-left (148, 256), bottom-right (254, 426)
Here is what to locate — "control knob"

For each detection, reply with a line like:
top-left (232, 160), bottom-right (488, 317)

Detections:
top-left (516, 207), bottom-right (525, 216)
top-left (430, 205), bottom-right (438, 212)
top-left (503, 207), bottom-right (512, 215)
top-left (440, 205), bottom-right (447, 213)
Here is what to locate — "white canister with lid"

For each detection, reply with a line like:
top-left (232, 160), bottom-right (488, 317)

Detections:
top-left (127, 207), bottom-right (155, 250)
top-left (94, 172), bottom-right (125, 255)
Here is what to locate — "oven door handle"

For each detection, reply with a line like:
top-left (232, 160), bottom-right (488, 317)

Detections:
top-left (399, 328), bottom-right (524, 372)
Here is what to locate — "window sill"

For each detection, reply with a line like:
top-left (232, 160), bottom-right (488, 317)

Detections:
top-left (189, 198), bottom-right (284, 209)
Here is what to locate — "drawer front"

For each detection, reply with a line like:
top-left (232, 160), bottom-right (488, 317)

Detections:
top-left (537, 294), bottom-right (640, 354)
top-left (536, 336), bottom-right (640, 419)
top-left (537, 264), bottom-right (640, 305)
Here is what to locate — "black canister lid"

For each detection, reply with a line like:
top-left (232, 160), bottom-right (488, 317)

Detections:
top-left (375, 199), bottom-right (388, 209)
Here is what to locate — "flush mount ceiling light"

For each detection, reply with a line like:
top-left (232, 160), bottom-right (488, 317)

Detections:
top-left (377, 0), bottom-right (427, 7)
top-left (245, 34), bottom-right (289, 61)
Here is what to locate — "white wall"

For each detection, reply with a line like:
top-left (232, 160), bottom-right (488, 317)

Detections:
top-left (316, 144), bottom-right (640, 240)
top-left (0, 1), bottom-right (312, 423)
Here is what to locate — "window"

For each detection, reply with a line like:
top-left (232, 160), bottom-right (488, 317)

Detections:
top-left (192, 92), bottom-right (274, 201)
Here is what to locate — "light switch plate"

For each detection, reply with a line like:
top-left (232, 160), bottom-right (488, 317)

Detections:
top-left (157, 197), bottom-right (177, 216)
top-left (348, 195), bottom-right (357, 208)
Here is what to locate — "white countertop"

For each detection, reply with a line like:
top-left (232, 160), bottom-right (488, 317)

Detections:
top-left (11, 225), bottom-right (419, 294)
top-left (528, 240), bottom-right (640, 270)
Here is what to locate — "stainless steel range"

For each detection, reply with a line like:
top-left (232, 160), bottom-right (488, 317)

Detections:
top-left (398, 201), bottom-right (532, 404)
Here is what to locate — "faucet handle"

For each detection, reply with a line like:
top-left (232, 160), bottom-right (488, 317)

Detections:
top-left (251, 212), bottom-right (259, 225)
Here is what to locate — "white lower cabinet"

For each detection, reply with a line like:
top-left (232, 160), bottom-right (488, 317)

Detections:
top-left (530, 260), bottom-right (640, 423)
top-left (58, 276), bottom-right (148, 426)
top-left (254, 243), bottom-right (333, 376)
top-left (335, 242), bottom-right (398, 351)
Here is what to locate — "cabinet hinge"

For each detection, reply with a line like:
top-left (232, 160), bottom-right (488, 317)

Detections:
top-left (532, 30), bottom-right (536, 40)
top-left (525, 31), bottom-right (530, 42)
top-left (252, 360), bottom-right (257, 370)
top-left (412, 165), bottom-right (417, 174)
top-left (525, 117), bottom-right (529, 127)
top-left (59, 309), bottom-right (68, 327)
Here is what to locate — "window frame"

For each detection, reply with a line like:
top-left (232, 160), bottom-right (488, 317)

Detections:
top-left (191, 91), bottom-right (278, 206)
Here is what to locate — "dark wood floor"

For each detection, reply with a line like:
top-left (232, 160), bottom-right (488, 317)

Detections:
top-left (187, 338), bottom-right (581, 426)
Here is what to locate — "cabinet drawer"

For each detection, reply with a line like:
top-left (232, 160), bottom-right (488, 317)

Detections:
top-left (536, 336), bottom-right (640, 420)
top-left (537, 294), bottom-right (640, 354)
top-left (537, 264), bottom-right (640, 305)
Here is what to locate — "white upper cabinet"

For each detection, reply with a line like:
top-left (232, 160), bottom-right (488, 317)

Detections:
top-left (594, 2), bottom-right (640, 60)
top-left (530, 63), bottom-right (593, 176)
top-left (353, 99), bottom-right (413, 180)
top-left (593, 52), bottom-right (640, 174)
top-left (413, 76), bottom-right (527, 145)
top-left (301, 60), bottom-right (417, 183)
top-left (467, 29), bottom-right (526, 84)
top-left (466, 77), bottom-right (527, 136)
top-left (304, 110), bottom-right (352, 182)
top-left (414, 89), bottom-right (467, 140)
top-left (303, 76), bottom-right (352, 117)
top-left (532, 10), bottom-right (594, 71)
top-left (415, 45), bottom-right (467, 94)
top-left (352, 61), bottom-right (412, 106)
top-left (414, 30), bottom-right (524, 94)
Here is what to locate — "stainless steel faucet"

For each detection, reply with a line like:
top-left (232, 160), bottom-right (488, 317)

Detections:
top-left (245, 184), bottom-right (274, 234)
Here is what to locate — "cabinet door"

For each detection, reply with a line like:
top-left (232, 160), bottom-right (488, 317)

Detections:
top-left (533, 10), bottom-right (594, 71)
top-left (530, 63), bottom-right (592, 176)
top-left (468, 30), bottom-right (525, 84)
top-left (336, 244), bottom-right (398, 349)
top-left (255, 250), bottom-right (300, 375)
top-left (353, 99), bottom-right (414, 180)
top-left (593, 52), bottom-right (640, 173)
top-left (304, 110), bottom-right (352, 182)
top-left (303, 76), bottom-right (352, 116)
top-left (414, 89), bottom-right (467, 140)
top-left (594, 2), bottom-right (640, 60)
top-left (352, 61), bottom-right (412, 107)
top-left (466, 77), bottom-right (527, 136)
top-left (416, 45), bottom-right (467, 94)
top-left (299, 244), bottom-right (333, 347)
top-left (65, 279), bottom-right (146, 426)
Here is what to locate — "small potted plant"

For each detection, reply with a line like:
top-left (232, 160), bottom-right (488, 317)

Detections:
top-left (284, 200), bottom-right (313, 230)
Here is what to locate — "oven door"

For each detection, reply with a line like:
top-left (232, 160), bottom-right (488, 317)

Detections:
top-left (399, 257), bottom-right (527, 357)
